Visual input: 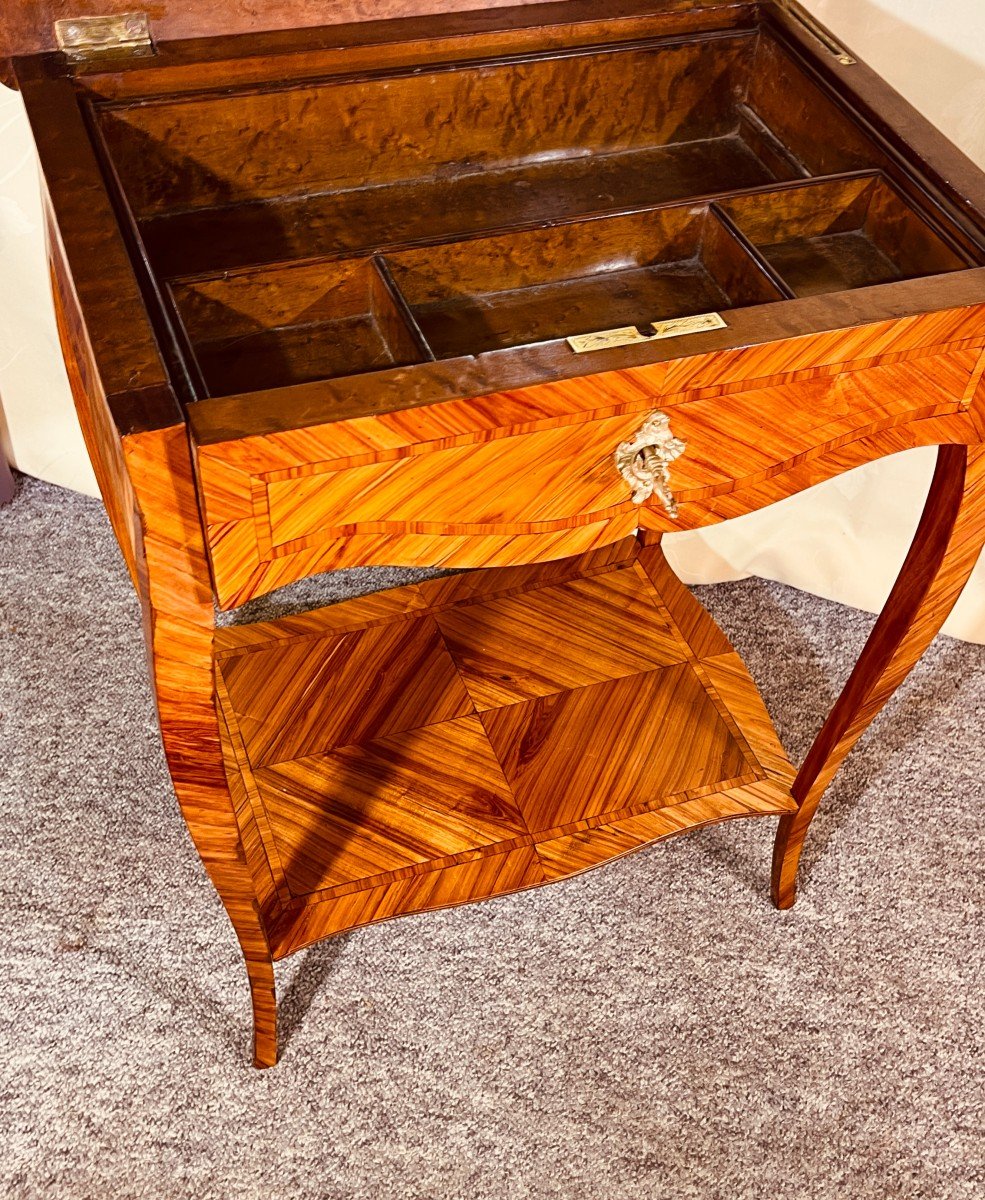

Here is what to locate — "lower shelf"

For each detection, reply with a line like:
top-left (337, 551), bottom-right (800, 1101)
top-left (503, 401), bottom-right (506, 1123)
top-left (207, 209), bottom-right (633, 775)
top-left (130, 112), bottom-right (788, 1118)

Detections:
top-left (214, 537), bottom-right (797, 958)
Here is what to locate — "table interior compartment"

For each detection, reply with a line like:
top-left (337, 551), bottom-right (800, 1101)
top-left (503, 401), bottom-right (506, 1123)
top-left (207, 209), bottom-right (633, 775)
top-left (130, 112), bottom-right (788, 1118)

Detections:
top-left (384, 206), bottom-right (786, 359)
top-left (718, 175), bottom-right (971, 297)
top-left (82, 20), bottom-right (985, 403)
top-left (94, 29), bottom-right (863, 280)
top-left (169, 257), bottom-right (429, 395)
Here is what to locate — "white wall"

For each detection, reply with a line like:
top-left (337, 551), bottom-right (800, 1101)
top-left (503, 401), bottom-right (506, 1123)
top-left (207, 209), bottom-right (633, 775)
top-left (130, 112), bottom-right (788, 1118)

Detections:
top-left (807, 0), bottom-right (985, 167)
top-left (0, 84), bottom-right (95, 493)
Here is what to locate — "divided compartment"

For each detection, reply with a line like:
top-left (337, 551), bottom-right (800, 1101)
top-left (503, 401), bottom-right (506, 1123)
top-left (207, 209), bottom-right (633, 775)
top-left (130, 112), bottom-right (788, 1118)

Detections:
top-left (168, 257), bottom-right (430, 395)
top-left (168, 178), bottom-right (978, 396)
top-left (718, 174), bottom-right (971, 297)
top-left (384, 206), bottom-right (787, 360)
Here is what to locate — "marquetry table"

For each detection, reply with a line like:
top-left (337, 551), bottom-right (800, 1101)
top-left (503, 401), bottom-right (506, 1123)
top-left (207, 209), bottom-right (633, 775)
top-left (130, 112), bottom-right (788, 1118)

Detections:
top-left (5, 0), bottom-right (985, 1065)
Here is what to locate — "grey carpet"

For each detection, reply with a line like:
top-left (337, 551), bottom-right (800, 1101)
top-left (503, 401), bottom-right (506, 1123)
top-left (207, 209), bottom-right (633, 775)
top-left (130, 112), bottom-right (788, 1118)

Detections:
top-left (0, 474), bottom-right (982, 1200)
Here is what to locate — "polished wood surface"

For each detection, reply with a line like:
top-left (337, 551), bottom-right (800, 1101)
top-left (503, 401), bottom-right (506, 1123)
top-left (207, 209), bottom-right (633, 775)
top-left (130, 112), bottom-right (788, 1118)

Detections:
top-left (214, 539), bottom-right (796, 964)
top-left (124, 424), bottom-right (281, 1068)
top-left (772, 443), bottom-right (985, 907)
top-left (51, 251), bottom-right (280, 1062)
top-left (0, 0), bottom-right (738, 60)
top-left (193, 306), bottom-right (985, 609)
top-left (11, 0), bottom-right (985, 1067)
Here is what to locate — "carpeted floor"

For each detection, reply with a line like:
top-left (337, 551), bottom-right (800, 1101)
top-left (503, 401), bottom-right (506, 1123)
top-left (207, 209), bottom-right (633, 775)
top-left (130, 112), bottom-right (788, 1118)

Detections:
top-left (0, 473), bottom-right (982, 1200)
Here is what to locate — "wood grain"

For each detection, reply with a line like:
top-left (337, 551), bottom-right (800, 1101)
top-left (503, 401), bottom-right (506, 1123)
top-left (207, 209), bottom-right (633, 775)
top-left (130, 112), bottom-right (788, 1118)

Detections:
top-left (22, 0), bottom-right (985, 1072)
top-left (213, 537), bottom-right (796, 963)
top-left (122, 425), bottom-right (281, 1068)
top-left (193, 310), bottom-right (985, 608)
top-left (16, 67), bottom-right (178, 433)
top-left (100, 39), bottom-right (753, 220)
top-left (40, 131), bottom-right (280, 1066)
top-left (771, 442), bottom-right (985, 907)
top-left (1, 0), bottom-right (746, 66)
top-left (47, 221), bottom-right (140, 587)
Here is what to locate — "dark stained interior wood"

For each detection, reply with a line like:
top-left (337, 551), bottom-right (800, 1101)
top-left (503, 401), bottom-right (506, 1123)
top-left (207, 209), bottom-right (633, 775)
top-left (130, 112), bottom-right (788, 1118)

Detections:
top-left (386, 206), bottom-right (785, 358)
top-left (0, 0), bottom-right (747, 60)
top-left (94, 31), bottom-right (850, 283)
top-left (171, 257), bottom-right (429, 393)
top-left (68, 20), bottom-right (982, 405)
top-left (166, 170), bottom-right (972, 394)
top-left (98, 38), bottom-right (760, 218)
top-left (138, 133), bottom-right (790, 280)
top-left (720, 175), bottom-right (970, 297)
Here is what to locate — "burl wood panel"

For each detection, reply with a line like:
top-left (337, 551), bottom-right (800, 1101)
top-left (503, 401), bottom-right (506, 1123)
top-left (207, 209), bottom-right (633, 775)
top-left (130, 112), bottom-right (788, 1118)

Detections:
top-left (99, 39), bottom-right (752, 219)
top-left (194, 306), bottom-right (985, 608)
top-left (96, 25), bottom-right (870, 280)
top-left (213, 537), bottom-right (796, 964)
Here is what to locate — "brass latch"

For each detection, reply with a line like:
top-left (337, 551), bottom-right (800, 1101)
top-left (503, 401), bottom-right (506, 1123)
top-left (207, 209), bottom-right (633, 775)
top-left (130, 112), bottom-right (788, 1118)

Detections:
top-left (55, 13), bottom-right (154, 62)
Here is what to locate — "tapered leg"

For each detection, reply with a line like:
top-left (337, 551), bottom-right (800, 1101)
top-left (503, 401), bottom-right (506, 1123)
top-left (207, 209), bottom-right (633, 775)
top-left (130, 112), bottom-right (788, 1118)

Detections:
top-left (246, 955), bottom-right (278, 1069)
top-left (772, 443), bottom-right (985, 908)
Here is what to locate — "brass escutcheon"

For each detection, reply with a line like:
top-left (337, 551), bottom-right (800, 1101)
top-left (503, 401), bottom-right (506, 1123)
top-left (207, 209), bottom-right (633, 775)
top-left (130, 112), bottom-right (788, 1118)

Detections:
top-left (614, 411), bottom-right (686, 516)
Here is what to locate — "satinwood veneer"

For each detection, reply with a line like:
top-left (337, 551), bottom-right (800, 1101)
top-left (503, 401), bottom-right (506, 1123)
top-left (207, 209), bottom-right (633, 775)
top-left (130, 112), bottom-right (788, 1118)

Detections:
top-left (6, 0), bottom-right (985, 1066)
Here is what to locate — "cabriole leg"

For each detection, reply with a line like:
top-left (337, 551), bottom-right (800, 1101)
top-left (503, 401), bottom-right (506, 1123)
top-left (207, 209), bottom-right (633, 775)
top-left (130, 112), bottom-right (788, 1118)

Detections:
top-left (773, 443), bottom-right (985, 908)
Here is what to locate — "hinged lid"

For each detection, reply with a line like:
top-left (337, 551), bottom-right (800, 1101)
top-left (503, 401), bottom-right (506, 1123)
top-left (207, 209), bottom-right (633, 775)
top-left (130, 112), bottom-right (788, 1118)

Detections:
top-left (0, 0), bottom-right (740, 64)
top-left (54, 12), bottom-right (153, 61)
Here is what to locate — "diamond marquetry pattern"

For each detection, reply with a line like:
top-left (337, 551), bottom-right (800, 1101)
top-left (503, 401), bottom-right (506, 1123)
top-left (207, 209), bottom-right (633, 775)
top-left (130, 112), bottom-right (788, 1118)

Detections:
top-left (214, 539), bottom-right (797, 943)
top-left (434, 566), bottom-right (686, 709)
top-left (482, 665), bottom-right (750, 832)
top-left (254, 717), bottom-right (526, 894)
top-left (219, 615), bottom-right (473, 766)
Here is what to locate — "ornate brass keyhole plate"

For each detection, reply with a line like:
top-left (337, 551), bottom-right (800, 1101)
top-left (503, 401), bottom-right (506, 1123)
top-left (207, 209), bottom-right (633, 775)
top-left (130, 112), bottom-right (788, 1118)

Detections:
top-left (614, 411), bottom-right (686, 516)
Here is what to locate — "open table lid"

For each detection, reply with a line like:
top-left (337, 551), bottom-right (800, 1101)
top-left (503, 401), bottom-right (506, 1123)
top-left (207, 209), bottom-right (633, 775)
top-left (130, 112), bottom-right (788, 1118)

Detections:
top-left (0, 0), bottom-right (743, 62)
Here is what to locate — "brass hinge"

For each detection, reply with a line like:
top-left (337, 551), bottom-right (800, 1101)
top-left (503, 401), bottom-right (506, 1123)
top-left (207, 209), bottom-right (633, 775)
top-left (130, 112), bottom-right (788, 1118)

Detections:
top-left (776, 1), bottom-right (856, 66)
top-left (55, 12), bottom-right (154, 62)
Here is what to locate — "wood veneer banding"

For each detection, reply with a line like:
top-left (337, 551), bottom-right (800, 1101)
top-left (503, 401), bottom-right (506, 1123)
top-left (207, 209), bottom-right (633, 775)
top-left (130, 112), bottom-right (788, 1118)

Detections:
top-left (189, 307), bottom-right (985, 610)
top-left (213, 538), bottom-right (797, 960)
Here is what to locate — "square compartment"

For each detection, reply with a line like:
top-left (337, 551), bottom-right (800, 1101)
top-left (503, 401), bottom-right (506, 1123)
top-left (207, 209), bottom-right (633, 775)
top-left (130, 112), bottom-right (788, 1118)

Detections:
top-left (718, 175), bottom-right (970, 297)
top-left (384, 207), bottom-right (786, 358)
top-left (169, 257), bottom-right (428, 395)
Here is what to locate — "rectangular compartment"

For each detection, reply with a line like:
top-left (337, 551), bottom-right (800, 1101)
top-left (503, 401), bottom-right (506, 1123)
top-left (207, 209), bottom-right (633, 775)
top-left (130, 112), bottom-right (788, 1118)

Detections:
top-left (169, 257), bottom-right (428, 395)
top-left (385, 207), bottom-right (786, 359)
top-left (719, 175), bottom-right (971, 297)
top-left (68, 10), bottom-right (985, 412)
top-left (94, 30), bottom-right (856, 279)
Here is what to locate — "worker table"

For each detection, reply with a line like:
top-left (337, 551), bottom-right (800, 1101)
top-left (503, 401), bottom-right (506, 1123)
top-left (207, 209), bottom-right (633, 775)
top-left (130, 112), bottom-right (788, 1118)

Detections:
top-left (5, 0), bottom-right (985, 1065)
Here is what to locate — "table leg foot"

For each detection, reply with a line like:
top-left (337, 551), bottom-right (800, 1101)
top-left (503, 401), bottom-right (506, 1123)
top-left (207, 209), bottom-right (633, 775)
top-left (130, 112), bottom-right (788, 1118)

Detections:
top-left (771, 812), bottom-right (807, 909)
top-left (246, 954), bottom-right (278, 1068)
